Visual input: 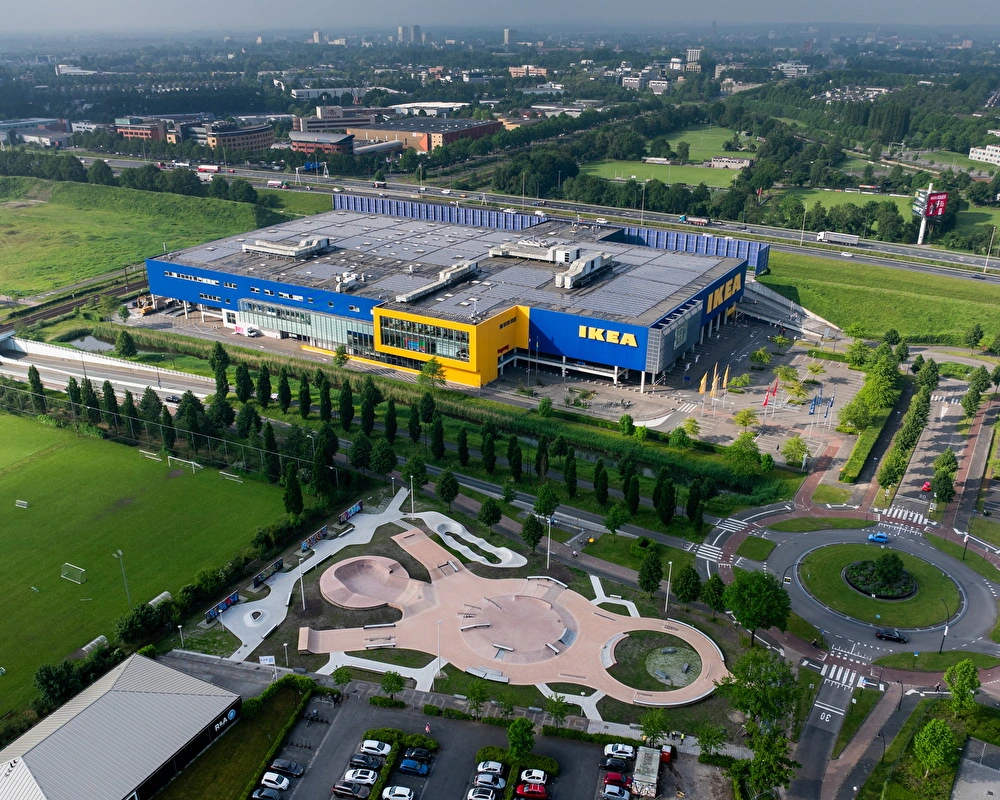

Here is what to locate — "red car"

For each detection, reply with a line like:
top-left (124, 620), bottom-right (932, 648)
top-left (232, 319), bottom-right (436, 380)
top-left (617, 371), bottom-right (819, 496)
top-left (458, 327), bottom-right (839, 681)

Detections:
top-left (921, 481), bottom-right (932, 492)
top-left (604, 773), bottom-right (633, 789)
top-left (515, 784), bottom-right (548, 799)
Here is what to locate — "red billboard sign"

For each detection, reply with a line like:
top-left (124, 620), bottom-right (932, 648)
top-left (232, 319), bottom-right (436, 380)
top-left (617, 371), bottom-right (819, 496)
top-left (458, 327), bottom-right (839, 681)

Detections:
top-left (925, 191), bottom-right (949, 218)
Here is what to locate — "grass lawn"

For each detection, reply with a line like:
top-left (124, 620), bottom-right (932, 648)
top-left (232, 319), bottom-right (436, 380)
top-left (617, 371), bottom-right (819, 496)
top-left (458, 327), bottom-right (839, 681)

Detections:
top-left (780, 188), bottom-right (912, 216)
top-left (0, 177), bottom-right (284, 295)
top-left (759, 249), bottom-right (1000, 343)
top-left (872, 651), bottom-right (1000, 671)
top-left (799, 544), bottom-right (960, 627)
top-left (926, 534), bottom-right (1000, 583)
top-left (787, 612), bottom-right (827, 649)
top-left (258, 188), bottom-right (334, 216)
top-left (0, 415), bottom-right (285, 715)
top-left (768, 517), bottom-right (874, 533)
top-left (812, 484), bottom-right (853, 505)
top-left (345, 648), bottom-right (436, 668)
top-left (937, 361), bottom-right (974, 380)
top-left (913, 149), bottom-right (983, 173)
top-left (735, 535), bottom-right (776, 561)
top-left (156, 682), bottom-right (302, 800)
top-left (969, 515), bottom-right (1000, 550)
top-left (435, 665), bottom-right (547, 709)
top-left (607, 631), bottom-right (701, 691)
top-left (668, 124), bottom-right (744, 162)
top-left (792, 669), bottom-right (822, 742)
top-left (582, 533), bottom-right (695, 579)
top-left (580, 160), bottom-right (737, 188)
top-left (955, 204), bottom-right (1000, 234)
top-left (832, 687), bottom-right (884, 758)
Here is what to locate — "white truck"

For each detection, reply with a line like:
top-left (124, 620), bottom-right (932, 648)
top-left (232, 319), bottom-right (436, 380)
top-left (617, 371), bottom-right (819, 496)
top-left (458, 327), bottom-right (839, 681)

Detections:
top-left (816, 231), bottom-right (860, 246)
top-left (234, 324), bottom-right (261, 337)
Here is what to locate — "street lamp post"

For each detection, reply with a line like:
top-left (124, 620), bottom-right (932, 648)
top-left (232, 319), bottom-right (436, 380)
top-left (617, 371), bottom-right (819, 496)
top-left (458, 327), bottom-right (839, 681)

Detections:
top-left (435, 619), bottom-right (442, 692)
top-left (962, 533), bottom-right (971, 561)
top-left (876, 731), bottom-right (886, 764)
top-left (546, 515), bottom-right (552, 571)
top-left (897, 680), bottom-right (903, 711)
top-left (410, 473), bottom-right (415, 515)
top-left (283, 642), bottom-right (289, 667)
top-left (938, 597), bottom-right (951, 654)
top-left (664, 560), bottom-right (673, 613)
top-left (112, 550), bottom-right (132, 609)
top-left (299, 555), bottom-right (306, 612)
top-left (178, 625), bottom-right (184, 648)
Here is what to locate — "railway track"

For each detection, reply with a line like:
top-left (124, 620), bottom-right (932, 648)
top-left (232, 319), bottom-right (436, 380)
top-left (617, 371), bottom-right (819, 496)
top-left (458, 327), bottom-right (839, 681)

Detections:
top-left (0, 280), bottom-right (147, 337)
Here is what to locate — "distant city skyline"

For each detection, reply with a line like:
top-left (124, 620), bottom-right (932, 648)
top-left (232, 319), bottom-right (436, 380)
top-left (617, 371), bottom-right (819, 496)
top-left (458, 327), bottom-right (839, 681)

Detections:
top-left (1, 1), bottom-right (995, 35)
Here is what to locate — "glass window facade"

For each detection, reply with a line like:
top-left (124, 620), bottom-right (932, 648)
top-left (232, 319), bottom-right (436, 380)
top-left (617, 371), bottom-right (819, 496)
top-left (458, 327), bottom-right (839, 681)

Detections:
top-left (379, 316), bottom-right (470, 362)
top-left (238, 300), bottom-right (375, 356)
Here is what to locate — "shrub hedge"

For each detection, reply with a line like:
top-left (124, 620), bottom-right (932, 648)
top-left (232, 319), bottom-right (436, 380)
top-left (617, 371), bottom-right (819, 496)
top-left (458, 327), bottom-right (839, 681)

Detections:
top-left (840, 405), bottom-right (895, 483)
top-left (369, 696), bottom-right (407, 709)
top-left (540, 725), bottom-right (644, 748)
top-left (423, 704), bottom-right (443, 716)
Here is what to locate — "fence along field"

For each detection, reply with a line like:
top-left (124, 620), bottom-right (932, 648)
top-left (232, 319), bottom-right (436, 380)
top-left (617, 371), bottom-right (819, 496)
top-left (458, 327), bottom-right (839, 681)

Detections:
top-left (0, 414), bottom-right (282, 716)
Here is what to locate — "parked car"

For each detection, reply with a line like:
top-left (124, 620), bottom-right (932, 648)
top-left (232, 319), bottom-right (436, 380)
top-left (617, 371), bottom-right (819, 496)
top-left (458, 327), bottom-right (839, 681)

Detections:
top-left (603, 744), bottom-right (636, 760)
top-left (875, 628), bottom-right (909, 643)
top-left (473, 774), bottom-right (506, 790)
top-left (604, 773), bottom-right (633, 788)
top-left (359, 740), bottom-right (392, 757)
top-left (269, 759), bottom-right (305, 778)
top-left (467, 790), bottom-right (495, 800)
top-left (867, 532), bottom-right (889, 544)
top-left (399, 759), bottom-right (429, 776)
top-left (382, 788), bottom-right (414, 800)
top-left (260, 773), bottom-right (290, 791)
top-left (516, 783), bottom-right (548, 799)
top-left (344, 769), bottom-right (378, 786)
top-left (404, 747), bottom-right (432, 763)
top-left (599, 756), bottom-right (627, 771)
top-left (252, 789), bottom-right (282, 800)
top-left (477, 761), bottom-right (505, 775)
top-left (520, 769), bottom-right (548, 784)
top-left (603, 787), bottom-right (631, 800)
top-left (350, 753), bottom-right (382, 770)
top-left (333, 782), bottom-right (371, 799)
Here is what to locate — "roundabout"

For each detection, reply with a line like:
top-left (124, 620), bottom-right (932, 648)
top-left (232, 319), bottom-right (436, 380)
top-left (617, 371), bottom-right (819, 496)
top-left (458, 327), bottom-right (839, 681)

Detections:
top-left (798, 544), bottom-right (961, 628)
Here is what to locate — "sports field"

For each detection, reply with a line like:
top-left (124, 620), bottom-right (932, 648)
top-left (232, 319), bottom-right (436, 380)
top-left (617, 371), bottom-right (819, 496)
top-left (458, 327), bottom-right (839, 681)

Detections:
top-left (580, 160), bottom-right (737, 188)
top-left (0, 415), bottom-right (284, 715)
top-left (779, 188), bottom-right (912, 216)
top-left (667, 124), bottom-right (742, 162)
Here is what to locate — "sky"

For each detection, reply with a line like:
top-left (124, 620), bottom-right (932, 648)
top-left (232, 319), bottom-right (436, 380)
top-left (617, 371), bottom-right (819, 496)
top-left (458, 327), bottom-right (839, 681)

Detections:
top-left (1, 0), bottom-right (993, 34)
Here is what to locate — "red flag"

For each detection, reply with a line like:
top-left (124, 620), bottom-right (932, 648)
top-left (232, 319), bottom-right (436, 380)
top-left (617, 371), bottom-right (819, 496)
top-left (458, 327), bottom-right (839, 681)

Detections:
top-left (771, 379), bottom-right (779, 397)
top-left (762, 393), bottom-right (769, 408)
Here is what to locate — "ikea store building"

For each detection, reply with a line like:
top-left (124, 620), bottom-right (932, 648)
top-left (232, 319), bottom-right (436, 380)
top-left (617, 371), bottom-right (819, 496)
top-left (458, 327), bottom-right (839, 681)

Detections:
top-left (145, 195), bottom-right (769, 389)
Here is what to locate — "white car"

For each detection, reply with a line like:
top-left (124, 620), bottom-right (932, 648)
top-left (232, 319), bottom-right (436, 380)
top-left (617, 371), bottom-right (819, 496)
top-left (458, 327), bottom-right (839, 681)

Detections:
top-left (467, 790), bottom-right (495, 800)
top-left (344, 769), bottom-right (378, 786)
top-left (603, 787), bottom-right (631, 800)
top-left (359, 740), bottom-right (392, 757)
top-left (473, 774), bottom-right (506, 790)
top-left (382, 788), bottom-right (414, 800)
top-left (595, 217), bottom-right (608, 224)
top-left (520, 770), bottom-right (548, 784)
top-left (603, 744), bottom-right (636, 760)
top-left (841, 252), bottom-right (853, 258)
top-left (477, 761), bottom-right (504, 775)
top-left (260, 772), bottom-right (290, 791)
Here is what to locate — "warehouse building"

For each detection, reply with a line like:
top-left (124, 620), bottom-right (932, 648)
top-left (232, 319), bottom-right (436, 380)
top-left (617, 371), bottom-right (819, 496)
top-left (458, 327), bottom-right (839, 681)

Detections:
top-left (289, 131), bottom-right (355, 154)
top-left (144, 196), bottom-right (768, 390)
top-left (0, 654), bottom-right (241, 800)
top-left (346, 117), bottom-right (501, 152)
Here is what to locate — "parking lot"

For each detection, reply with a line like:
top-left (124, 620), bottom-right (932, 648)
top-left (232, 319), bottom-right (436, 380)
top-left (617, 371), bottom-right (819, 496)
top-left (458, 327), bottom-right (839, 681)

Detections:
top-left (272, 694), bottom-right (602, 800)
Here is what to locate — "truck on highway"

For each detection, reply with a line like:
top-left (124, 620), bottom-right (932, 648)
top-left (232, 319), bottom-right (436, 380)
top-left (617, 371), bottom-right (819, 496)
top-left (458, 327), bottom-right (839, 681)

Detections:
top-left (197, 165), bottom-right (221, 174)
top-left (678, 215), bottom-right (711, 226)
top-left (816, 231), bottom-right (860, 245)
top-left (266, 180), bottom-right (288, 189)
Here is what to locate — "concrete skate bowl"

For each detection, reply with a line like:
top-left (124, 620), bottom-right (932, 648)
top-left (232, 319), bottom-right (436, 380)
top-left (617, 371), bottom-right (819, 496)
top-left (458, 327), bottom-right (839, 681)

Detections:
top-left (459, 593), bottom-right (578, 665)
top-left (320, 556), bottom-right (429, 611)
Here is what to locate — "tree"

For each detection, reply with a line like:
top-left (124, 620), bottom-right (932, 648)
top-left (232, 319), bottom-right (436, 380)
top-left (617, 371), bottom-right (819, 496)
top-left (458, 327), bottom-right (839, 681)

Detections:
top-left (733, 408), bottom-right (759, 432)
top-left (297, 373), bottom-right (311, 419)
top-left (895, 341), bottom-right (910, 363)
top-left (944, 658), bottom-right (981, 716)
top-left (234, 363), bottom-right (253, 403)
top-left (467, 678), bottom-right (490, 719)
top-left (545, 694), bottom-right (570, 729)
top-left (686, 478), bottom-right (702, 523)
top-left (318, 376), bottom-right (332, 423)
top-left (502, 479), bottom-right (517, 503)
top-left (277, 368), bottom-right (292, 414)
top-left (639, 708), bottom-right (668, 746)
top-left (962, 388), bottom-right (982, 419)
top-left (715, 647), bottom-right (798, 729)
top-left (478, 497), bottom-right (503, 533)
top-left (669, 427), bottom-right (691, 448)
top-left (283, 463), bottom-right (304, 517)
top-left (208, 394), bottom-right (235, 432)
top-left (349, 432), bottom-right (373, 473)
top-left (360, 393), bottom-right (375, 435)
top-left (657, 481), bottom-right (676, 526)
top-left (673, 565), bottom-right (702, 603)
top-left (457, 426), bottom-right (469, 466)
top-left (418, 357), bottom-right (446, 390)
top-left (100, 380), bottom-right (119, 429)
top-left (934, 448), bottom-right (959, 475)
top-left (696, 724), bottom-right (727, 756)
top-left (436, 469), bottom-right (459, 509)
top-left (481, 432), bottom-right (496, 473)
top-left (402, 455), bottom-right (428, 488)
top-left (781, 435), bottom-right (810, 468)
top-left (208, 341), bottom-right (230, 373)
top-left (931, 469), bottom-right (956, 505)
top-left (115, 329), bottom-right (137, 358)
top-left (726, 432), bottom-right (763, 478)
top-left (521, 514), bottom-right (544, 553)
top-left (339, 379), bottom-right (355, 431)
top-left (535, 436), bottom-right (550, 482)
top-left (964, 323), bottom-right (984, 351)
top-left (594, 460), bottom-right (609, 506)
top-left (723, 570), bottom-right (791, 646)
top-left (27, 364), bottom-right (46, 412)
top-left (235, 402), bottom-right (261, 438)
top-left (385, 399), bottom-right (398, 443)
top-left (334, 345), bottom-right (349, 367)
top-left (746, 730), bottom-right (800, 792)
top-left (159, 405), bottom-right (176, 451)
top-left (79, 378), bottom-right (101, 424)
top-left (682, 416), bottom-right (701, 437)
top-left (913, 718), bottom-right (957, 778)
top-left (750, 347), bottom-right (771, 368)
top-left (263, 422), bottom-right (280, 482)
top-left (604, 502), bottom-right (629, 536)
top-left (847, 338), bottom-right (872, 368)
top-left (564, 448), bottom-right (578, 498)
top-left (637, 549), bottom-right (664, 598)
top-left (618, 414), bottom-right (635, 437)
top-left (507, 717), bottom-right (535, 760)
top-left (534, 483), bottom-right (559, 518)
top-left (970, 365), bottom-right (992, 395)
top-left (380, 670), bottom-right (405, 700)
top-left (87, 158), bottom-right (116, 186)
top-left (419, 391), bottom-right (436, 423)
top-left (430, 414), bottom-right (446, 459)
top-left (255, 363), bottom-right (271, 409)
top-left (509, 444), bottom-right (523, 482)
top-left (370, 437), bottom-right (396, 483)
top-left (332, 665), bottom-right (353, 691)
top-left (359, 375), bottom-right (383, 407)
top-left (537, 397), bottom-right (553, 418)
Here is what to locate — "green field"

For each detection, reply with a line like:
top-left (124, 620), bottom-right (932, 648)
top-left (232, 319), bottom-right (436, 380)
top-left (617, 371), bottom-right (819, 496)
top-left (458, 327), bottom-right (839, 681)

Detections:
top-left (780, 188), bottom-right (912, 216)
top-left (581, 160), bottom-right (737, 188)
top-left (0, 177), bottom-right (285, 295)
top-left (667, 124), bottom-right (742, 162)
top-left (0, 415), bottom-right (284, 715)
top-left (258, 188), bottom-right (333, 216)
top-left (760, 250), bottom-right (1000, 343)
top-left (912, 149), bottom-right (985, 174)
top-left (956, 204), bottom-right (1000, 233)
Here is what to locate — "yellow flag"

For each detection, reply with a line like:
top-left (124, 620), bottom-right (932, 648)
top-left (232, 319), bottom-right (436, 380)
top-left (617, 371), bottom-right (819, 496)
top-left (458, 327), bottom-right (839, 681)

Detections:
top-left (710, 373), bottom-right (719, 398)
top-left (698, 373), bottom-right (707, 394)
top-left (722, 365), bottom-right (730, 389)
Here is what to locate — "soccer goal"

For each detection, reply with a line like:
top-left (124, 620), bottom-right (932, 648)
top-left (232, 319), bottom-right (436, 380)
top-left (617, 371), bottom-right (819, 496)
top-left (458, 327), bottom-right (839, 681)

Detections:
top-left (61, 563), bottom-right (87, 584)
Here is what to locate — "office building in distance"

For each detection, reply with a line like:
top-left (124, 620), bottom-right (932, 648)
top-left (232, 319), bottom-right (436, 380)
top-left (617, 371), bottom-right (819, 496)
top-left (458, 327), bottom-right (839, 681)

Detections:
top-left (144, 196), bottom-right (767, 390)
top-left (346, 118), bottom-right (501, 152)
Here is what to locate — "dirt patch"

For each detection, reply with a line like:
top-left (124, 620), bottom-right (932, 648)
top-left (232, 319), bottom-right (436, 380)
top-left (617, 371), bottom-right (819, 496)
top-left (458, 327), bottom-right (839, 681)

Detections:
top-left (113, 497), bottom-right (135, 510)
top-left (166, 469), bottom-right (185, 479)
top-left (661, 753), bottom-right (734, 800)
top-left (1, 200), bottom-right (46, 209)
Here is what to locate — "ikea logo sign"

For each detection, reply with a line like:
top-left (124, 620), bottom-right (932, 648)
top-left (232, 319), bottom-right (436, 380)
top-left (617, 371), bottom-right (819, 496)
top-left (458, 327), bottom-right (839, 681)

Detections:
top-left (578, 326), bottom-right (638, 347)
top-left (704, 273), bottom-right (742, 314)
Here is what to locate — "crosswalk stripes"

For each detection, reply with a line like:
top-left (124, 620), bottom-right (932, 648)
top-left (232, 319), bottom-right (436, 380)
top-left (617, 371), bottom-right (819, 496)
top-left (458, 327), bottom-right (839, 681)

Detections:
top-left (932, 395), bottom-right (960, 404)
top-left (678, 402), bottom-right (698, 413)
top-left (820, 663), bottom-right (860, 690)
top-left (715, 518), bottom-right (747, 533)
top-left (687, 542), bottom-right (723, 563)
top-left (885, 505), bottom-right (927, 525)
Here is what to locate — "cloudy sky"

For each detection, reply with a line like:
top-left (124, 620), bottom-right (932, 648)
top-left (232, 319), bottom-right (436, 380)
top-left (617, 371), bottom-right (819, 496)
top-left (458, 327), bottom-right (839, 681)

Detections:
top-left (2, 0), bottom-right (992, 33)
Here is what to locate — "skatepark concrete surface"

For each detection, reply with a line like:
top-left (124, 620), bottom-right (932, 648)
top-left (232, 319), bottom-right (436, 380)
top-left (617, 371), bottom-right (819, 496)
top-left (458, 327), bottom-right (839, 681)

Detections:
top-left (301, 526), bottom-right (728, 707)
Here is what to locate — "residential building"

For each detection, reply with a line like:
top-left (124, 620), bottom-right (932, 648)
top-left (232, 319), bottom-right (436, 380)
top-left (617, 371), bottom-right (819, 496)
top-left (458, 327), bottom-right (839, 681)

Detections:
top-left (969, 144), bottom-right (1000, 167)
top-left (509, 65), bottom-right (548, 78)
top-left (504, 28), bottom-right (518, 45)
top-left (776, 61), bottom-right (810, 78)
top-left (686, 47), bottom-right (703, 63)
top-left (622, 75), bottom-right (648, 91)
top-left (710, 156), bottom-right (754, 169)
